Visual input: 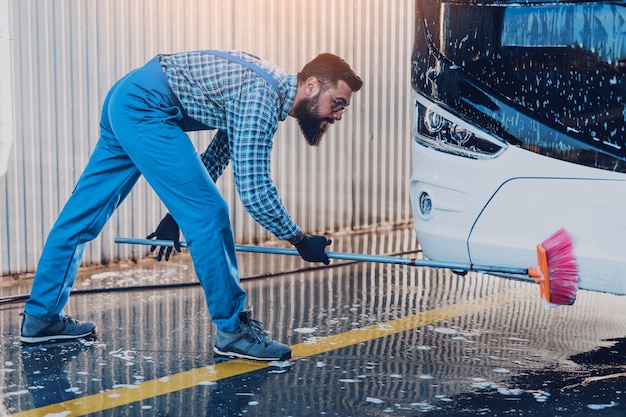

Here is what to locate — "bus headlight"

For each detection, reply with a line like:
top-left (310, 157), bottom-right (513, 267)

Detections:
top-left (414, 96), bottom-right (507, 159)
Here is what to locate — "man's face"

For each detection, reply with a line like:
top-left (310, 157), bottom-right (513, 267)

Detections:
top-left (294, 80), bottom-right (351, 146)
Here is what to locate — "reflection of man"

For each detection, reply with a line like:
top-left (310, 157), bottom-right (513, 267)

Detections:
top-left (206, 359), bottom-right (290, 417)
top-left (20, 50), bottom-right (363, 362)
top-left (21, 341), bottom-right (90, 407)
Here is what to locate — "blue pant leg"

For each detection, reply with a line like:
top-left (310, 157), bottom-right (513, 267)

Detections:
top-left (26, 80), bottom-right (141, 321)
top-left (108, 60), bottom-right (247, 332)
top-left (138, 139), bottom-right (247, 332)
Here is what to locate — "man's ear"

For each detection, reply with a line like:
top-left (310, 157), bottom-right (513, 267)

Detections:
top-left (304, 76), bottom-right (321, 97)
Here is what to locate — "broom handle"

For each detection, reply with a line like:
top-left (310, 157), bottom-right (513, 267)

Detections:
top-left (115, 237), bottom-right (533, 278)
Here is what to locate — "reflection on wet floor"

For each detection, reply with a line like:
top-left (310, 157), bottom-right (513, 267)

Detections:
top-left (1, 227), bottom-right (625, 416)
top-left (425, 337), bottom-right (626, 417)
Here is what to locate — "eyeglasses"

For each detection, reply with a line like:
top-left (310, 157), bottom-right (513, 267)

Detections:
top-left (320, 83), bottom-right (348, 113)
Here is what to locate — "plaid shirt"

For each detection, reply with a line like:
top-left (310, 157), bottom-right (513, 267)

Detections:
top-left (158, 51), bottom-right (300, 240)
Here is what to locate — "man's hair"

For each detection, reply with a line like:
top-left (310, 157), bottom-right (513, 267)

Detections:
top-left (298, 53), bottom-right (363, 92)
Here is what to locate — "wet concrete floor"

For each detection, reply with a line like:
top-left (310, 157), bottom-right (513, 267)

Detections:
top-left (1, 227), bottom-right (625, 416)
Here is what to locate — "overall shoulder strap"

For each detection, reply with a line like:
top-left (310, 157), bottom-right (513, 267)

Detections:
top-left (202, 50), bottom-right (279, 93)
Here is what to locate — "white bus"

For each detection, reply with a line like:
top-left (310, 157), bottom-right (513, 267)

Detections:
top-left (409, 1), bottom-right (626, 295)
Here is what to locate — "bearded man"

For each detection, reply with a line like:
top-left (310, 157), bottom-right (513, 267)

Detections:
top-left (20, 50), bottom-right (363, 362)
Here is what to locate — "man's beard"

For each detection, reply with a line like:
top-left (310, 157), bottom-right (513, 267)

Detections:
top-left (293, 95), bottom-right (334, 146)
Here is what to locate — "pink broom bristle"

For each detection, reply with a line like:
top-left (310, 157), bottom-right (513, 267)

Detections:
top-left (541, 228), bottom-right (579, 305)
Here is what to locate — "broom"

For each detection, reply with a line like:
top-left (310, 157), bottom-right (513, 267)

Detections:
top-left (115, 228), bottom-right (578, 306)
top-left (533, 228), bottom-right (578, 306)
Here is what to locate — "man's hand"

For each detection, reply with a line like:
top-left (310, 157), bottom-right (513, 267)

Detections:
top-left (294, 234), bottom-right (332, 265)
top-left (146, 213), bottom-right (181, 261)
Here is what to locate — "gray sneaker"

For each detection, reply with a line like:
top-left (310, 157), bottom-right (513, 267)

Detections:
top-left (214, 311), bottom-right (292, 361)
top-left (20, 313), bottom-right (96, 344)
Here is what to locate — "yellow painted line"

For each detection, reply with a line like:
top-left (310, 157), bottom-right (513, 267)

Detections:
top-left (293, 287), bottom-right (533, 357)
top-left (10, 288), bottom-right (535, 417)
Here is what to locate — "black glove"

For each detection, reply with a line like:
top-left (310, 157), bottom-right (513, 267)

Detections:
top-left (146, 213), bottom-right (181, 261)
top-left (294, 234), bottom-right (332, 265)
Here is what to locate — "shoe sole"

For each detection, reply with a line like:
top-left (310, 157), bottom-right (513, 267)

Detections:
top-left (213, 347), bottom-right (291, 361)
top-left (20, 331), bottom-right (96, 344)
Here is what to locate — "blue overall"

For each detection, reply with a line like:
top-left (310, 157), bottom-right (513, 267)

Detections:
top-left (25, 56), bottom-right (253, 332)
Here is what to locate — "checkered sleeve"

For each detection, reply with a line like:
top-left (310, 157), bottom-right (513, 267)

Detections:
top-left (227, 86), bottom-right (301, 240)
top-left (200, 130), bottom-right (230, 182)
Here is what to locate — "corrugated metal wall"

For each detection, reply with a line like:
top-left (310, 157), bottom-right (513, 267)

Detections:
top-left (0, 0), bottom-right (414, 276)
